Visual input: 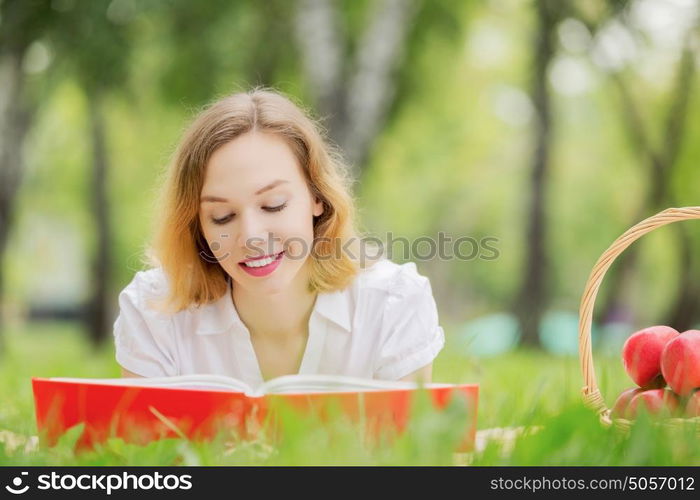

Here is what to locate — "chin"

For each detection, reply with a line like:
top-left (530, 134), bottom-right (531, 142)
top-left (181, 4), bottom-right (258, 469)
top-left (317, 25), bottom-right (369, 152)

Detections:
top-left (250, 278), bottom-right (293, 297)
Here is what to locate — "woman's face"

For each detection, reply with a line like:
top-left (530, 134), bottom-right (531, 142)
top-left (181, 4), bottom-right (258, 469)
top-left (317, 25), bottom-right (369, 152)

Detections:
top-left (198, 131), bottom-right (324, 296)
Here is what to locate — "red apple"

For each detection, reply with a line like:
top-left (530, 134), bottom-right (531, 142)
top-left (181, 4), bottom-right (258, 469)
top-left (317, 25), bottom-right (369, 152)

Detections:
top-left (685, 390), bottom-right (700, 418)
top-left (627, 389), bottom-right (680, 418)
top-left (661, 330), bottom-right (700, 396)
top-left (611, 387), bottom-right (642, 419)
top-left (622, 326), bottom-right (679, 388)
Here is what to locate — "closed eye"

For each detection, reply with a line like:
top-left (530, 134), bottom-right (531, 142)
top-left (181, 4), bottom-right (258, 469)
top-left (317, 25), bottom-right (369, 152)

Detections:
top-left (211, 203), bottom-right (288, 225)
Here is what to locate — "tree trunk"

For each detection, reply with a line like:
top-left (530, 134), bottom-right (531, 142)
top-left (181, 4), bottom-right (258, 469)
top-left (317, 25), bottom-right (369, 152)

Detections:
top-left (85, 90), bottom-right (112, 347)
top-left (666, 223), bottom-right (699, 331)
top-left (294, 0), bottom-right (345, 123)
top-left (599, 43), bottom-right (695, 324)
top-left (338, 0), bottom-right (419, 171)
top-left (0, 48), bottom-right (32, 353)
top-left (513, 0), bottom-right (559, 348)
top-left (662, 43), bottom-right (696, 328)
top-left (294, 0), bottom-right (420, 179)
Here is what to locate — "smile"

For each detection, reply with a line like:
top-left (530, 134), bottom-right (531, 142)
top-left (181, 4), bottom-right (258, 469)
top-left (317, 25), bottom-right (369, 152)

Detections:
top-left (238, 251), bottom-right (284, 277)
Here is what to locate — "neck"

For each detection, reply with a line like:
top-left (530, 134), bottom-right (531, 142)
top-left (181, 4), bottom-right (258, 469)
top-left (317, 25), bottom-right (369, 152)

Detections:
top-left (231, 267), bottom-right (317, 340)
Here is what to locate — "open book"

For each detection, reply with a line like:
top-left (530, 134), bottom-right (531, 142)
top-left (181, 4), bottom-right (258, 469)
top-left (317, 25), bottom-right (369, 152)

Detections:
top-left (32, 374), bottom-right (479, 452)
top-left (46, 373), bottom-right (459, 396)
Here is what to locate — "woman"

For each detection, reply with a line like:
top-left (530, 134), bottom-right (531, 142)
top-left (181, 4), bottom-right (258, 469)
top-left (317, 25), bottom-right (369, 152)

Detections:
top-left (113, 88), bottom-right (444, 389)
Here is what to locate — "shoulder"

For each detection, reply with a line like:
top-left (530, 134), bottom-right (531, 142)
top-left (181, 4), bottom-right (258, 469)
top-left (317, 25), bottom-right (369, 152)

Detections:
top-left (122, 267), bottom-right (168, 300)
top-left (355, 258), bottom-right (432, 301)
top-left (118, 267), bottom-right (172, 318)
top-left (114, 267), bottom-right (180, 376)
top-left (118, 268), bottom-right (231, 335)
top-left (124, 267), bottom-right (170, 296)
top-left (349, 258), bottom-right (436, 331)
top-left (355, 260), bottom-right (444, 380)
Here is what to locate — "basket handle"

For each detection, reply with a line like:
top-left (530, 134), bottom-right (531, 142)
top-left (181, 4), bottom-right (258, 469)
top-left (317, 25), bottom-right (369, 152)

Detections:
top-left (578, 206), bottom-right (700, 425)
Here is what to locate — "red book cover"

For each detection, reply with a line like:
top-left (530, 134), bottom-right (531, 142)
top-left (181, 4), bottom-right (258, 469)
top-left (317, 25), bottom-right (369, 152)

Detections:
top-left (32, 376), bottom-right (478, 452)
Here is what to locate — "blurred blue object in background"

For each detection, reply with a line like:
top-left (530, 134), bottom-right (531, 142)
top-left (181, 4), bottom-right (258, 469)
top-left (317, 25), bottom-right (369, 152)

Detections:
top-left (597, 321), bottom-right (633, 357)
top-left (539, 310), bottom-right (603, 356)
top-left (455, 313), bottom-right (520, 357)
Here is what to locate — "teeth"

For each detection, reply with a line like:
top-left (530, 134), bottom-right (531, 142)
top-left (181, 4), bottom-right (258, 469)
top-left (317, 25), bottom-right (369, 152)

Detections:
top-left (242, 254), bottom-right (279, 268)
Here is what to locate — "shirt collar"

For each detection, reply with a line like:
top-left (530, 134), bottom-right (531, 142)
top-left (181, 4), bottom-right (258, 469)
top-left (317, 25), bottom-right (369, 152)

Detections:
top-left (193, 279), bottom-right (352, 335)
top-left (314, 288), bottom-right (352, 332)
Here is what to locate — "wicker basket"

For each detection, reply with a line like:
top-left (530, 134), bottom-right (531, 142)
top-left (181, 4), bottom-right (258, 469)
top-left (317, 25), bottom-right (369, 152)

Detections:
top-left (578, 206), bottom-right (700, 432)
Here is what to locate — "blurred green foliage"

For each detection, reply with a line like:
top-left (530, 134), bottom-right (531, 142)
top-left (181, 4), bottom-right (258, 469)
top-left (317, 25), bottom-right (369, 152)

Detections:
top-left (3, 0), bottom-right (699, 329)
top-left (2, 0), bottom-right (700, 464)
top-left (1, 322), bottom-right (698, 465)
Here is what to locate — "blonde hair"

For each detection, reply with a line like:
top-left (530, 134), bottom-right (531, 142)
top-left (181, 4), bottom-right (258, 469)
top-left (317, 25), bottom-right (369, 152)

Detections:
top-left (145, 88), bottom-right (371, 313)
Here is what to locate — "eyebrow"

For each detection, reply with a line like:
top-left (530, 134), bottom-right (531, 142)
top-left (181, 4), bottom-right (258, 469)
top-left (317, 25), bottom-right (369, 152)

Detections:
top-left (201, 179), bottom-right (289, 203)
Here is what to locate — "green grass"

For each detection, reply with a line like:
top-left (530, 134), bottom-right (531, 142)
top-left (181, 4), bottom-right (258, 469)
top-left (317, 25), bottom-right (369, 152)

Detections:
top-left (1, 322), bottom-right (698, 465)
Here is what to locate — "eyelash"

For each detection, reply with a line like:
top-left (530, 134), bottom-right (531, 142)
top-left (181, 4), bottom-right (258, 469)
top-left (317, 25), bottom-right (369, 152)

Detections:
top-left (211, 203), bottom-right (288, 225)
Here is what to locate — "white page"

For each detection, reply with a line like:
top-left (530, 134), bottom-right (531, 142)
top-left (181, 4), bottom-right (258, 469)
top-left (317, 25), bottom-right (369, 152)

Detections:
top-left (258, 374), bottom-right (456, 395)
top-left (48, 374), bottom-right (458, 397)
top-left (50, 374), bottom-right (254, 395)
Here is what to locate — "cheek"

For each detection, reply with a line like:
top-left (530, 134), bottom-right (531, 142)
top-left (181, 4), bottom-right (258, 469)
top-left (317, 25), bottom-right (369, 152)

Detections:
top-left (198, 215), bottom-right (212, 239)
top-left (286, 224), bottom-right (317, 260)
top-left (288, 203), bottom-right (317, 232)
top-left (199, 223), bottom-right (232, 255)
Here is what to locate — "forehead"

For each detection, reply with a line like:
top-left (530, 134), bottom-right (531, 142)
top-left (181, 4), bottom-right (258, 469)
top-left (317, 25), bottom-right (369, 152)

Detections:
top-left (202, 132), bottom-right (303, 194)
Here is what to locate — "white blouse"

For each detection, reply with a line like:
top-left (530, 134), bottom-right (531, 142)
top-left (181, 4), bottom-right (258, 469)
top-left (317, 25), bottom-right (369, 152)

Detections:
top-left (113, 258), bottom-right (445, 389)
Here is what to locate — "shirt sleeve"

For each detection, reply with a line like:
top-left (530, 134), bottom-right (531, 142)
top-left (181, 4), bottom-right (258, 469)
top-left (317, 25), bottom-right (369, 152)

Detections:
top-left (373, 263), bottom-right (446, 380)
top-left (113, 269), bottom-right (178, 377)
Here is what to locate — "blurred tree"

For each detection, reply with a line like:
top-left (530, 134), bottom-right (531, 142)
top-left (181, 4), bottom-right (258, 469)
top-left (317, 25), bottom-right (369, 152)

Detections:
top-left (156, 0), bottom-right (241, 108)
top-left (48, 0), bottom-right (135, 346)
top-left (154, 0), bottom-right (462, 190)
top-left (512, 0), bottom-right (565, 348)
top-left (572, 1), bottom-right (699, 330)
top-left (155, 0), bottom-right (300, 108)
top-left (241, 1), bottom-right (299, 87)
top-left (294, 0), bottom-right (422, 178)
top-left (0, 0), bottom-right (56, 354)
top-left (604, 39), bottom-right (697, 330)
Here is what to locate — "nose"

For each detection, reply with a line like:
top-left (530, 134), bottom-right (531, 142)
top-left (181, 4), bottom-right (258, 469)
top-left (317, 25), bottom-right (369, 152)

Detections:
top-left (236, 211), bottom-right (269, 256)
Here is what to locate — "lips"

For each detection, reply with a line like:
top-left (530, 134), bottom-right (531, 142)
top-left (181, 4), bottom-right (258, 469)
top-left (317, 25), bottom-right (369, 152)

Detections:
top-left (239, 251), bottom-right (284, 263)
top-left (238, 250), bottom-right (284, 277)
